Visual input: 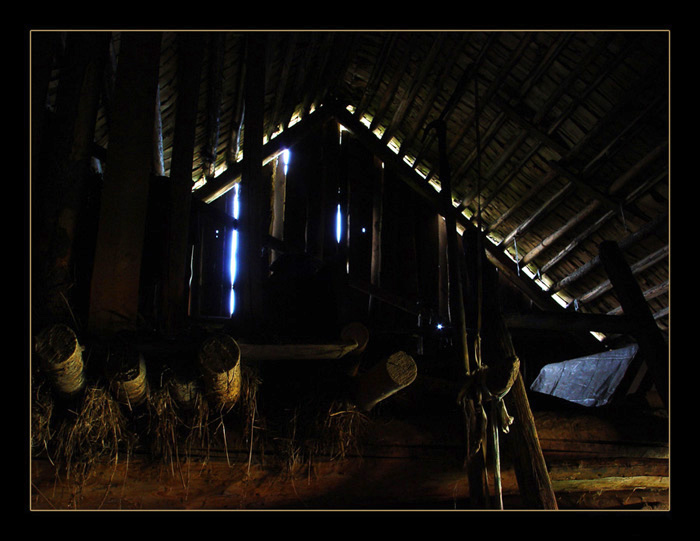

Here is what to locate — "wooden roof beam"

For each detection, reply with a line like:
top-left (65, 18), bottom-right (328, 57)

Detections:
top-left (459, 34), bottom-right (641, 219)
top-left (355, 34), bottom-right (398, 121)
top-left (369, 36), bottom-right (414, 133)
top-left (500, 180), bottom-right (577, 249)
top-left (202, 32), bottom-right (226, 180)
top-left (453, 33), bottom-right (572, 199)
top-left (607, 279), bottom-right (668, 316)
top-left (267, 33), bottom-right (297, 141)
top-left (546, 172), bottom-right (668, 287)
top-left (576, 243), bottom-right (668, 306)
top-left (380, 33), bottom-right (445, 146)
top-left (224, 37), bottom-right (246, 167)
top-left (446, 33), bottom-right (534, 157)
top-left (485, 75), bottom-right (666, 253)
top-left (300, 33), bottom-right (336, 119)
top-left (456, 129), bottom-right (530, 212)
top-left (524, 144), bottom-right (668, 269)
top-left (397, 34), bottom-right (470, 160)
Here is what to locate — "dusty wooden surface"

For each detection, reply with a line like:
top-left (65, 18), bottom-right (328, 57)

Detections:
top-left (30, 409), bottom-right (669, 510)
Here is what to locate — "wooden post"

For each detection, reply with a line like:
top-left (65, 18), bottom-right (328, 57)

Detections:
top-left (33, 32), bottom-right (110, 328)
top-left (160, 33), bottom-right (205, 337)
top-left (463, 225), bottom-right (558, 509)
top-left (598, 240), bottom-right (669, 409)
top-left (504, 374), bottom-right (559, 509)
top-left (270, 154), bottom-right (287, 264)
top-left (88, 32), bottom-right (162, 336)
top-left (369, 156), bottom-right (384, 320)
top-left (425, 119), bottom-right (488, 507)
top-left (234, 33), bottom-right (268, 332)
top-left (438, 216), bottom-right (449, 321)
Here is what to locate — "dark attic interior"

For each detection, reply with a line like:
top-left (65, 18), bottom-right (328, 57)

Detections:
top-left (29, 29), bottom-right (670, 511)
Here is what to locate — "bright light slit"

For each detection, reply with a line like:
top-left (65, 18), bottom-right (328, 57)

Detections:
top-left (229, 183), bottom-right (241, 315)
top-left (282, 148), bottom-right (290, 175)
top-left (336, 203), bottom-right (342, 243)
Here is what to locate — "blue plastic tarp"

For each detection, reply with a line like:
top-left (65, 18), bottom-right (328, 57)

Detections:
top-left (530, 344), bottom-right (639, 407)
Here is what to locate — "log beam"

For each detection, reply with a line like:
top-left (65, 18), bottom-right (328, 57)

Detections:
top-left (504, 310), bottom-right (638, 335)
top-left (353, 351), bottom-right (418, 412)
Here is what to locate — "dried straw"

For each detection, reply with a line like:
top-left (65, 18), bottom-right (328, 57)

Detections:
top-left (147, 385), bottom-right (181, 471)
top-left (31, 377), bottom-right (55, 457)
top-left (52, 385), bottom-right (133, 482)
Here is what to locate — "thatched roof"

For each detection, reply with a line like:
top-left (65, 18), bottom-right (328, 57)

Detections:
top-left (74, 29), bottom-right (669, 339)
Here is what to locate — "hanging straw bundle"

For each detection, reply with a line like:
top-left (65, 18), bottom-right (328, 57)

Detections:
top-left (107, 346), bottom-right (149, 409)
top-left (35, 324), bottom-right (86, 398)
top-left (198, 334), bottom-right (242, 413)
